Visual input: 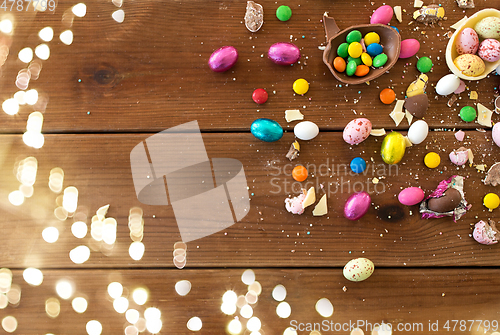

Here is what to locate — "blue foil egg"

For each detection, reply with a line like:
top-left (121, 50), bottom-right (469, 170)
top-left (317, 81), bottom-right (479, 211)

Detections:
top-left (251, 118), bottom-right (283, 142)
top-left (366, 43), bottom-right (383, 57)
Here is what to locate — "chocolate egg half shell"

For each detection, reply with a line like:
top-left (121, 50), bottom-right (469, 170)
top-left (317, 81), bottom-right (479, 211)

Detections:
top-left (344, 192), bottom-right (371, 221)
top-left (404, 94), bottom-right (428, 119)
top-left (208, 46), bottom-right (238, 72)
top-left (268, 42), bottom-right (300, 65)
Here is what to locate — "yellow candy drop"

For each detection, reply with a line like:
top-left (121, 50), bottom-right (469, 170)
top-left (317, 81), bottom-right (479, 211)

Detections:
top-left (484, 193), bottom-right (500, 210)
top-left (293, 78), bottom-right (309, 95)
top-left (348, 42), bottom-right (363, 59)
top-left (424, 152), bottom-right (440, 168)
top-left (361, 52), bottom-right (373, 67)
top-left (364, 32), bottom-right (380, 46)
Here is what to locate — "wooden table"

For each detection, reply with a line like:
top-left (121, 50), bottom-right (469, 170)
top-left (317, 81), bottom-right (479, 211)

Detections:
top-left (0, 0), bottom-right (499, 334)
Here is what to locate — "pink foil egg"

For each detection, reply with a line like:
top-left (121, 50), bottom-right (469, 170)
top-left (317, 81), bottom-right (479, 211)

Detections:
top-left (370, 5), bottom-right (393, 25)
top-left (343, 118), bottom-right (372, 145)
top-left (344, 192), bottom-right (371, 221)
top-left (398, 187), bottom-right (425, 206)
top-left (268, 42), bottom-right (300, 65)
top-left (208, 46), bottom-right (238, 72)
top-left (399, 39), bottom-right (420, 58)
top-left (455, 28), bottom-right (479, 55)
top-left (478, 39), bottom-right (500, 62)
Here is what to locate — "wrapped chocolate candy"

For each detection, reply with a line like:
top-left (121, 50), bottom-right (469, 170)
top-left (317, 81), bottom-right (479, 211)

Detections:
top-left (420, 175), bottom-right (471, 222)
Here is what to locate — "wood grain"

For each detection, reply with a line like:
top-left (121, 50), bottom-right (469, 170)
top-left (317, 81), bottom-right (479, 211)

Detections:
top-left (1, 268), bottom-right (499, 335)
top-left (0, 0), bottom-right (497, 133)
top-left (0, 131), bottom-right (498, 269)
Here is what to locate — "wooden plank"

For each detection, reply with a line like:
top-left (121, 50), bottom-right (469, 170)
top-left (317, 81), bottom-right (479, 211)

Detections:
top-left (0, 131), bottom-right (499, 268)
top-left (1, 268), bottom-right (499, 334)
top-left (0, 0), bottom-right (497, 133)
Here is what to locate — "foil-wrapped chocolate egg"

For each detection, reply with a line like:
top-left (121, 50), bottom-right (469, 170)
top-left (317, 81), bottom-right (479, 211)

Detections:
top-left (381, 131), bottom-right (406, 165)
top-left (268, 42), bottom-right (300, 65)
top-left (251, 118), bottom-right (283, 142)
top-left (427, 188), bottom-right (462, 213)
top-left (344, 192), bottom-right (371, 221)
top-left (208, 46), bottom-right (238, 72)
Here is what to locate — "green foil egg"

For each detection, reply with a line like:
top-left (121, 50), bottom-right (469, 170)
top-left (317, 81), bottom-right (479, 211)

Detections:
top-left (381, 131), bottom-right (406, 164)
top-left (251, 118), bottom-right (283, 142)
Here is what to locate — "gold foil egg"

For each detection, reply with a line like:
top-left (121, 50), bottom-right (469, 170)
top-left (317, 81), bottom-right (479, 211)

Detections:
top-left (381, 131), bottom-right (406, 164)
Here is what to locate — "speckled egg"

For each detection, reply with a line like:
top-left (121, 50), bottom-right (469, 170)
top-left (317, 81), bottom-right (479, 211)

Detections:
top-left (478, 39), bottom-right (500, 62)
top-left (455, 28), bottom-right (479, 55)
top-left (343, 118), bottom-right (372, 145)
top-left (398, 187), bottom-right (425, 206)
top-left (453, 54), bottom-right (485, 77)
top-left (474, 16), bottom-right (500, 39)
top-left (251, 118), bottom-right (283, 142)
top-left (343, 258), bottom-right (375, 282)
top-left (493, 123), bottom-right (500, 148)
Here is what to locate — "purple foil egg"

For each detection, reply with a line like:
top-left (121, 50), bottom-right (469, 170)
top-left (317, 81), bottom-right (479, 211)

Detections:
top-left (208, 46), bottom-right (238, 72)
top-left (268, 42), bottom-right (300, 65)
top-left (344, 192), bottom-right (371, 221)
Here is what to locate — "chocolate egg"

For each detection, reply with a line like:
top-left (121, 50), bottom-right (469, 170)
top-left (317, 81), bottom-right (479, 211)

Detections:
top-left (268, 42), bottom-right (300, 65)
top-left (344, 192), bottom-right (371, 220)
top-left (343, 118), bottom-right (372, 145)
top-left (404, 94), bottom-right (428, 118)
top-left (381, 132), bottom-right (406, 165)
top-left (455, 28), bottom-right (479, 55)
top-left (370, 5), bottom-right (393, 25)
top-left (399, 39), bottom-right (420, 59)
top-left (343, 258), bottom-right (374, 282)
top-left (208, 46), bottom-right (238, 72)
top-left (453, 54), bottom-right (485, 77)
top-left (398, 187), bottom-right (425, 206)
top-left (435, 74), bottom-right (460, 96)
top-left (407, 120), bottom-right (428, 145)
top-left (427, 188), bottom-right (462, 213)
top-left (251, 118), bottom-right (283, 142)
top-left (478, 39), bottom-right (500, 62)
top-left (474, 16), bottom-right (500, 39)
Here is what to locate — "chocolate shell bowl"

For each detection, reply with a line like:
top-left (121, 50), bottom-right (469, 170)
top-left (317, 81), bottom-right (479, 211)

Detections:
top-left (322, 13), bottom-right (401, 85)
